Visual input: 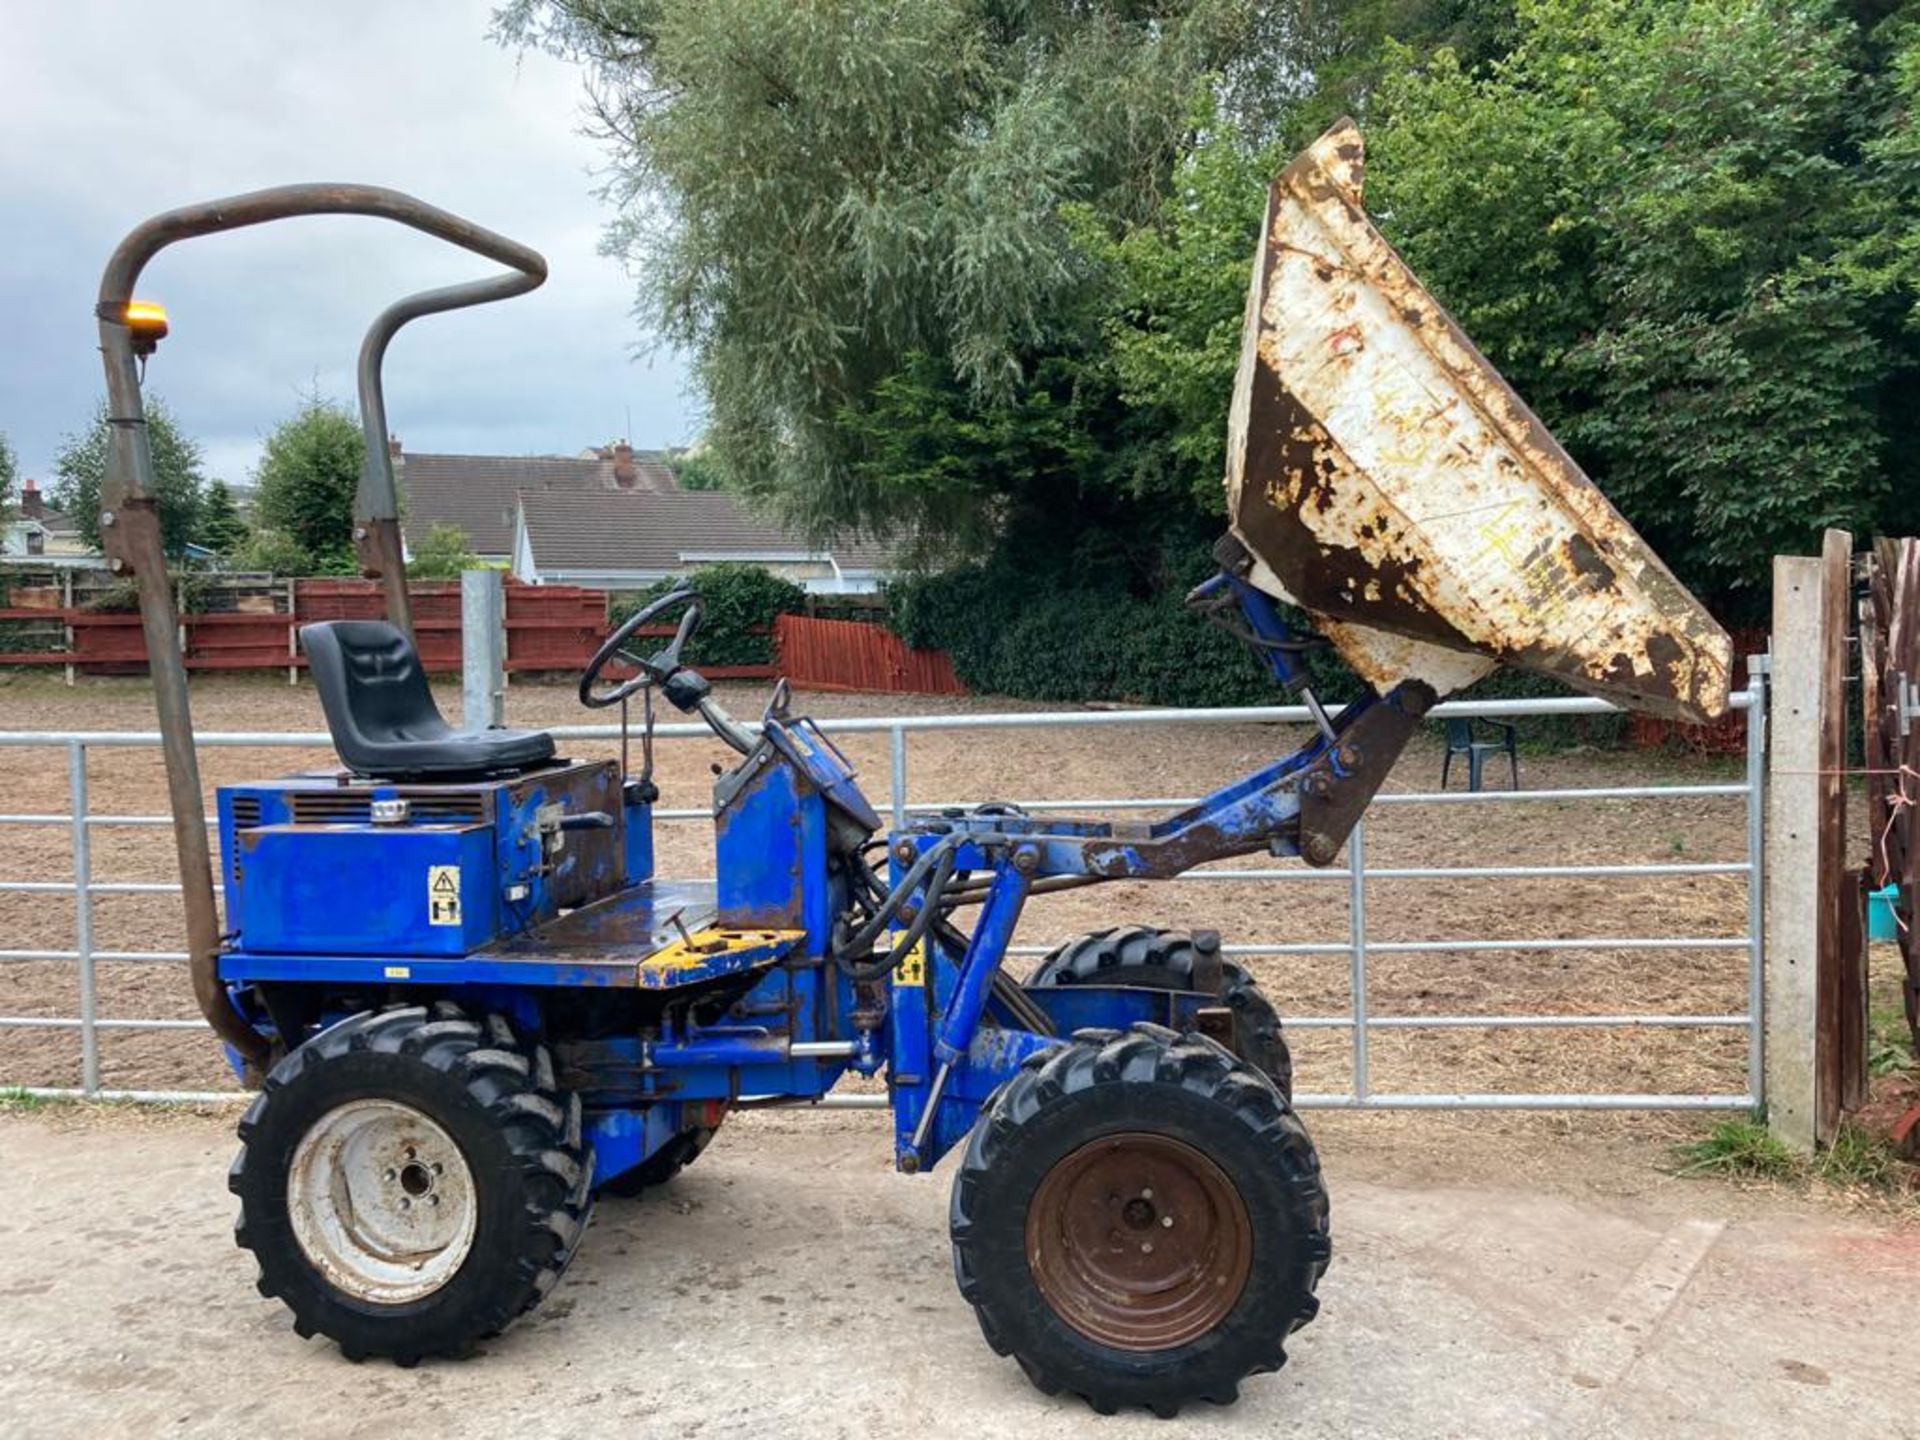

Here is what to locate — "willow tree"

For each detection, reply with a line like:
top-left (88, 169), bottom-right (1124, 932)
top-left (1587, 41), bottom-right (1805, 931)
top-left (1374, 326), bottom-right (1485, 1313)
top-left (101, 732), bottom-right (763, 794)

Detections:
top-left (498, 0), bottom-right (1308, 550)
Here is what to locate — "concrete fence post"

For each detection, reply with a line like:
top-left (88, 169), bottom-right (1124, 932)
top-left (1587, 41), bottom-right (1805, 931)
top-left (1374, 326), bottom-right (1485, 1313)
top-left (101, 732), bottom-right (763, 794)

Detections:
top-left (1763, 538), bottom-right (1849, 1153)
top-left (462, 569), bottom-right (506, 730)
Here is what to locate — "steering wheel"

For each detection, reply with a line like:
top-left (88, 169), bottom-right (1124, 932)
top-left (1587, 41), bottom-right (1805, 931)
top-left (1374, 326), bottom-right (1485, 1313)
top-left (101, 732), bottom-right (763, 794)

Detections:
top-left (578, 587), bottom-right (703, 709)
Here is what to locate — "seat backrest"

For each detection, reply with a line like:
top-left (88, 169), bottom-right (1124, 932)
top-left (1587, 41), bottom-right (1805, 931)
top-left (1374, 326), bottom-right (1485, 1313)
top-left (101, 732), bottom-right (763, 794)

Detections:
top-left (1443, 717), bottom-right (1472, 749)
top-left (300, 620), bottom-right (450, 767)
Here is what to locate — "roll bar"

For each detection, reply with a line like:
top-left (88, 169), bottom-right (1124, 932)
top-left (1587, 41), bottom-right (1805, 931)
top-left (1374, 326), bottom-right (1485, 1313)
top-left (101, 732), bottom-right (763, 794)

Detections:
top-left (93, 183), bottom-right (547, 1069)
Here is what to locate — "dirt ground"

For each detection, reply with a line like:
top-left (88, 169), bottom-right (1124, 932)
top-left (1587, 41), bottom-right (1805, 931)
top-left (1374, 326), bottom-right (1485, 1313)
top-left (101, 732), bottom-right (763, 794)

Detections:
top-left (0, 1103), bottom-right (1915, 1440)
top-left (0, 671), bottom-right (1753, 1133)
top-left (3, 673), bottom-right (1916, 1437)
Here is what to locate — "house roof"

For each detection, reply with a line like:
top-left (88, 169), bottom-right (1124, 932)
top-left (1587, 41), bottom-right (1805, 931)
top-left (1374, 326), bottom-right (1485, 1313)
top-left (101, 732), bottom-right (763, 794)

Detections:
top-left (32, 507), bottom-right (78, 534)
top-left (400, 450), bottom-right (678, 555)
top-left (516, 489), bottom-right (899, 577)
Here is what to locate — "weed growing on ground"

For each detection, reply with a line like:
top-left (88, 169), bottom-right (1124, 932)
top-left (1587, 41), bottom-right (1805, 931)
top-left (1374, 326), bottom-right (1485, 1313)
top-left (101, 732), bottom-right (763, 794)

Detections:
top-left (1673, 1117), bottom-right (1797, 1180)
top-left (0, 1087), bottom-right (51, 1112)
top-left (1674, 1114), bottom-right (1914, 1205)
top-left (1868, 1001), bottom-right (1915, 1080)
top-left (1815, 1122), bottom-right (1910, 1191)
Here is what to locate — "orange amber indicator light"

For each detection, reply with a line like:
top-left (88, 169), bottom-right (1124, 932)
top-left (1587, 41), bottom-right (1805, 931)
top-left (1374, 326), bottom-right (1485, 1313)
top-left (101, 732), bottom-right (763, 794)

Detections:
top-left (125, 299), bottom-right (169, 334)
top-left (123, 299), bottom-right (169, 356)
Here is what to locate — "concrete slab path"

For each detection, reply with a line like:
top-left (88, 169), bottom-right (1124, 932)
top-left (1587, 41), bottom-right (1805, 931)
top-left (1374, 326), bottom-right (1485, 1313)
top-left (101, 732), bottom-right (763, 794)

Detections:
top-left (0, 1110), bottom-right (1913, 1439)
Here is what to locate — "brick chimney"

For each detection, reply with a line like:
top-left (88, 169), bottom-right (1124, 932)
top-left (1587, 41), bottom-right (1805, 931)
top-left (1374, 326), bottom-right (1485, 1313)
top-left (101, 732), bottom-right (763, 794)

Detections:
top-left (612, 441), bottom-right (637, 489)
top-left (388, 435), bottom-right (403, 460)
top-left (20, 479), bottom-right (42, 519)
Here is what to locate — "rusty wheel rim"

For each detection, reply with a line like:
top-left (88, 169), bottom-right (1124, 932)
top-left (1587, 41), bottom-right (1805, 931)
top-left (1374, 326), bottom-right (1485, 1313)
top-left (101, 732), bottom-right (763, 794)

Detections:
top-left (1025, 1131), bottom-right (1252, 1351)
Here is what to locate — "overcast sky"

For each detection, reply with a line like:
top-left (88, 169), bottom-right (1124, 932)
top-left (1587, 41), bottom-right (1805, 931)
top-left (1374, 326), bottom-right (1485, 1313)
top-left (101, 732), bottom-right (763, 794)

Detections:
top-left (1, 0), bottom-right (695, 489)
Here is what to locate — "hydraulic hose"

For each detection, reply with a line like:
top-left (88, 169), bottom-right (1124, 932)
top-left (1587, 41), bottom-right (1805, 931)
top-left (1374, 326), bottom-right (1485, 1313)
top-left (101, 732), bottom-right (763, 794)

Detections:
top-left (836, 843), bottom-right (957, 983)
top-left (838, 835), bottom-right (959, 961)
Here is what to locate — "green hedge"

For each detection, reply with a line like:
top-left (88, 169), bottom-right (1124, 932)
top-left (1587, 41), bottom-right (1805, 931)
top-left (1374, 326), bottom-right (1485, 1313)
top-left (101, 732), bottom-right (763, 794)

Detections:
top-left (609, 563), bottom-right (806, 668)
top-left (886, 562), bottom-right (1362, 708)
top-left (886, 560), bottom-right (1620, 744)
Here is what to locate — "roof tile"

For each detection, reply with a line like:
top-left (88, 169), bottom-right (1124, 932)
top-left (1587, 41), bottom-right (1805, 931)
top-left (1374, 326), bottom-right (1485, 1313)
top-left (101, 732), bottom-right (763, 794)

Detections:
top-left (400, 451), bottom-right (677, 554)
top-left (517, 489), bottom-right (898, 576)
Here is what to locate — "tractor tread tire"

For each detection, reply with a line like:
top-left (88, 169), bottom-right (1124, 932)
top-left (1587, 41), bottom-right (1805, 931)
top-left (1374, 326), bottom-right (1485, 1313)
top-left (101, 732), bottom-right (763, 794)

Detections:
top-left (230, 1003), bottom-right (594, 1364)
top-left (950, 1022), bottom-right (1329, 1417)
top-left (1029, 927), bottom-right (1294, 1102)
top-left (599, 1124), bottom-right (719, 1199)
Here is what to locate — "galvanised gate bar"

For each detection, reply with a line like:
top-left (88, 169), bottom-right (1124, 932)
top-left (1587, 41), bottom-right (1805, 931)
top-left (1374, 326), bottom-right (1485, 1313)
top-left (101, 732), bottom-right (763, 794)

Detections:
top-left (0, 677), bottom-right (1765, 1111)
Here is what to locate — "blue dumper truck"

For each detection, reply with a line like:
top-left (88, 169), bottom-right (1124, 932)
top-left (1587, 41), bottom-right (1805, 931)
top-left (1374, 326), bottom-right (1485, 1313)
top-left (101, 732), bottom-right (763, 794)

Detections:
top-left (89, 122), bottom-right (1729, 1415)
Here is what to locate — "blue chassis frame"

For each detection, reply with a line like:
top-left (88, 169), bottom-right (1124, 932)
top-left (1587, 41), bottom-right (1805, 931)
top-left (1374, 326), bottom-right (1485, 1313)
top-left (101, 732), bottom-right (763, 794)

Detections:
top-left (216, 583), bottom-right (1402, 1186)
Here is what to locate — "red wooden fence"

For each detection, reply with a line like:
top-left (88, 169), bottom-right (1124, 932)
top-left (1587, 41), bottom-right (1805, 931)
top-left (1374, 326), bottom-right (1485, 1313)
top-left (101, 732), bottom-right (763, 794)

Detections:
top-left (0, 580), bottom-right (631, 678)
top-left (1, 579), bottom-right (958, 692)
top-left (295, 580), bottom-right (608, 674)
top-left (0, 578), bottom-right (822, 684)
top-left (774, 613), bottom-right (965, 695)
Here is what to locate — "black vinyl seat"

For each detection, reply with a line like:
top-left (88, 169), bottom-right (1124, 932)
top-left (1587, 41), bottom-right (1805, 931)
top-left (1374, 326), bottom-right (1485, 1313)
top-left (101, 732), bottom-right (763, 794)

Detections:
top-left (300, 620), bottom-right (555, 779)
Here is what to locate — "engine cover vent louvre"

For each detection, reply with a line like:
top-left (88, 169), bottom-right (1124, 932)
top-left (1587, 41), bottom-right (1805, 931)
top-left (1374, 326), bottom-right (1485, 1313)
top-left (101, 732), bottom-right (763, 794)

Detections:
top-left (289, 789), bottom-right (490, 826)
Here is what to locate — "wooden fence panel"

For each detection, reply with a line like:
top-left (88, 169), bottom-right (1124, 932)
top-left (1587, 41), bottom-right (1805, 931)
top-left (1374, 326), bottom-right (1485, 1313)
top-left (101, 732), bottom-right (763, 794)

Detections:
top-left (1863, 537), bottom-right (1920, 1065)
top-left (774, 614), bottom-right (964, 695)
top-left (0, 579), bottom-right (853, 685)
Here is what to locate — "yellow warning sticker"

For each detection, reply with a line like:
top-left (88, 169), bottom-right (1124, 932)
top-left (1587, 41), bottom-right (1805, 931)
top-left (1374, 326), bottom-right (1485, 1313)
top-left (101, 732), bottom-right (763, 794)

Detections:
top-left (427, 865), bottom-right (462, 927)
top-left (894, 938), bottom-right (927, 987)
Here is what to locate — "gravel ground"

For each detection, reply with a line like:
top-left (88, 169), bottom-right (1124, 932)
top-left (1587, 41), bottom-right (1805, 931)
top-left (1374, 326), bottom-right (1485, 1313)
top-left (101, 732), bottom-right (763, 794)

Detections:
top-left (0, 672), bottom-right (1750, 1129)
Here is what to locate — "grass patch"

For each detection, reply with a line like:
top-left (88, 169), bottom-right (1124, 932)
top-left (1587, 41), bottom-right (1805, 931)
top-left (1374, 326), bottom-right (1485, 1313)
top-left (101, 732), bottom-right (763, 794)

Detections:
top-left (1869, 1000), bottom-right (1915, 1080)
top-left (1673, 1114), bottom-right (1914, 1201)
top-left (0, 1087), bottom-right (54, 1113)
top-left (1815, 1122), bottom-right (1909, 1190)
top-left (1673, 1117), bottom-right (1798, 1180)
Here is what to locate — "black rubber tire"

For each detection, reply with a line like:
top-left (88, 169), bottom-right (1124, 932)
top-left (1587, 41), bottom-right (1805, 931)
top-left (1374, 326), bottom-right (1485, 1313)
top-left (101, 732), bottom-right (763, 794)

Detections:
top-left (230, 1003), bottom-right (595, 1363)
top-left (598, 1123), bottom-right (718, 1198)
top-left (1029, 926), bottom-right (1294, 1102)
top-left (950, 1023), bottom-right (1329, 1416)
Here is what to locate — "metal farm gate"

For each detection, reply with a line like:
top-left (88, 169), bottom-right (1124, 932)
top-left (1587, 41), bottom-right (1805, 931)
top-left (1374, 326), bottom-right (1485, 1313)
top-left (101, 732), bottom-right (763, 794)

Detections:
top-left (0, 675), bottom-right (1765, 1110)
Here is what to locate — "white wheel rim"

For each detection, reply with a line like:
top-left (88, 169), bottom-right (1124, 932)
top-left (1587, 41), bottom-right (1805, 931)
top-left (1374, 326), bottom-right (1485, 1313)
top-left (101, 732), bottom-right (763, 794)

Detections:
top-left (287, 1099), bottom-right (479, 1305)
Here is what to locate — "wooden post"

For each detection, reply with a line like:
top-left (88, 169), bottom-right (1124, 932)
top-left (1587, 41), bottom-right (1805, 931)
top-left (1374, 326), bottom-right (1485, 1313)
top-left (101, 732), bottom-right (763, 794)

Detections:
top-left (1765, 533), bottom-right (1853, 1152)
top-left (1815, 531), bottom-right (1857, 1130)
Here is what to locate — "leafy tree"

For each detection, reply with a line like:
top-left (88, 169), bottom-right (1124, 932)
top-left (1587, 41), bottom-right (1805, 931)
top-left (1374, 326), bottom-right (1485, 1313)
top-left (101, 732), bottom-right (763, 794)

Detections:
top-left (669, 450), bottom-right (723, 492)
top-left (1275, 0), bottom-right (1518, 143)
top-left (230, 527), bottom-right (323, 576)
top-left (251, 397), bottom-right (363, 572)
top-left (198, 480), bottom-right (250, 556)
top-left (0, 429), bottom-right (16, 521)
top-left (407, 523), bottom-right (481, 579)
top-left (51, 397), bottom-right (208, 557)
top-left (509, 0), bottom-right (1920, 711)
top-left (1076, 104), bottom-right (1282, 512)
top-left (1368, 0), bottom-right (1920, 604)
top-left (611, 562), bottom-right (805, 666)
top-left (499, 0), bottom-right (1294, 547)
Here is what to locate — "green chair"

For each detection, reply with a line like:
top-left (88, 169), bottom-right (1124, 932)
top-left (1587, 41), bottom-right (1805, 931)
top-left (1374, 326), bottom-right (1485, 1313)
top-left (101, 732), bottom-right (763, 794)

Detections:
top-left (1441, 718), bottom-right (1519, 792)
